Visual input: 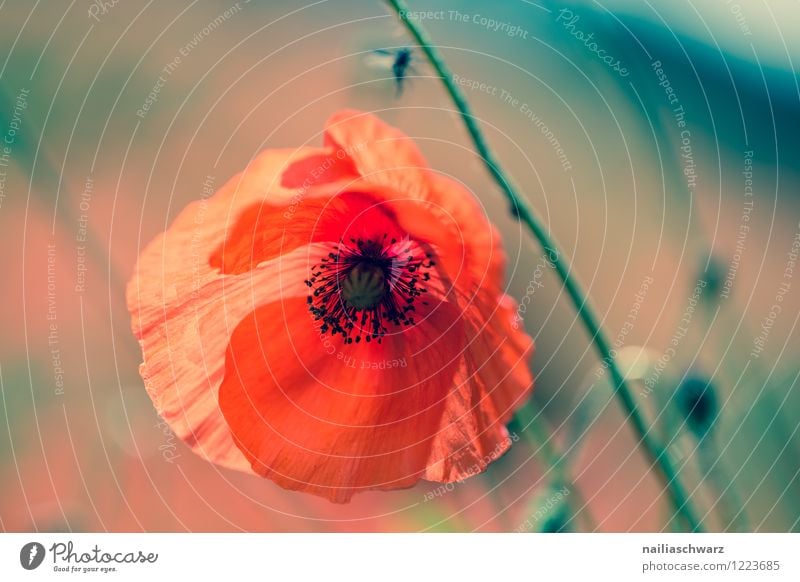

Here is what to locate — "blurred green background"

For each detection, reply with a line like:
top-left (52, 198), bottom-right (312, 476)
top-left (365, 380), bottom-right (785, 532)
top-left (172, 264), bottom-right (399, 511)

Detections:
top-left (1, 0), bottom-right (799, 531)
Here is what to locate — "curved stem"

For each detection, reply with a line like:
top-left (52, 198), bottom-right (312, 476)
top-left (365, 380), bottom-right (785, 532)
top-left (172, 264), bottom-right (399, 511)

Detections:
top-left (696, 437), bottom-right (748, 532)
top-left (513, 402), bottom-right (599, 531)
top-left (384, 0), bottom-right (703, 532)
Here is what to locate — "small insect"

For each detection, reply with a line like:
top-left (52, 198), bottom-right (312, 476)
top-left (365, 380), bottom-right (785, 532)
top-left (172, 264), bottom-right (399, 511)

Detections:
top-left (365, 47), bottom-right (415, 96)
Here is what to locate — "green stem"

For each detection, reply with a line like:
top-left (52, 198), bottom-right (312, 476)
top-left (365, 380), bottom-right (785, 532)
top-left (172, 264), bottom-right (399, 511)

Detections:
top-left (514, 402), bottom-right (599, 531)
top-left (384, 0), bottom-right (703, 532)
top-left (696, 437), bottom-right (748, 532)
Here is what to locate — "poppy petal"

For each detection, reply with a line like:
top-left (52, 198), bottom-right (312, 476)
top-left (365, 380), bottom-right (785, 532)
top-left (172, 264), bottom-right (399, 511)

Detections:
top-left (132, 245), bottom-right (324, 472)
top-left (210, 187), bottom-right (407, 275)
top-left (425, 294), bottom-right (534, 482)
top-left (128, 147), bottom-right (334, 472)
top-left (323, 111), bottom-right (506, 291)
top-left (323, 109), bottom-right (429, 190)
top-left (218, 296), bottom-right (466, 502)
top-left (280, 150), bottom-right (359, 189)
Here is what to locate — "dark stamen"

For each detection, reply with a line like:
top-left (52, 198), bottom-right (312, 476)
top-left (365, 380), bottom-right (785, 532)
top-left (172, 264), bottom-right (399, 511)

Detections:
top-left (306, 236), bottom-right (431, 343)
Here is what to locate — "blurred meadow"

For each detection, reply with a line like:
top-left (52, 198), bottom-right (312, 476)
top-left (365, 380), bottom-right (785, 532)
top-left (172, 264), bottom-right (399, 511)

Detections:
top-left (1, 0), bottom-right (799, 532)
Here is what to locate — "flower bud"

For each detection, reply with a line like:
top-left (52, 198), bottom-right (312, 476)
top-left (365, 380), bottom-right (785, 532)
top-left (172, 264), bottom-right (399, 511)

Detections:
top-left (675, 375), bottom-right (718, 437)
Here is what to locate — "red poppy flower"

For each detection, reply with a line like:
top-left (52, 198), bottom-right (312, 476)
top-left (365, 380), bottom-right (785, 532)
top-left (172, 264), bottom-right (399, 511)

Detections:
top-left (128, 110), bottom-right (534, 502)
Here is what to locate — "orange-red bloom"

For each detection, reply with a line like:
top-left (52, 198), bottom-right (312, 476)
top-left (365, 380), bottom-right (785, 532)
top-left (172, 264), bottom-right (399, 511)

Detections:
top-left (127, 110), bottom-right (534, 502)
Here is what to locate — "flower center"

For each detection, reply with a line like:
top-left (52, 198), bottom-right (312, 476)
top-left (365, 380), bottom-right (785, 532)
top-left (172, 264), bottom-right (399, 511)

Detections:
top-left (305, 236), bottom-right (435, 344)
top-left (341, 262), bottom-right (387, 310)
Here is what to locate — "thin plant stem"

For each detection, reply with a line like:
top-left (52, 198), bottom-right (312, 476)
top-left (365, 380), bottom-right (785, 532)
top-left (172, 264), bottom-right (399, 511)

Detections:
top-left (384, 0), bottom-right (704, 532)
top-left (696, 437), bottom-right (749, 532)
top-left (514, 402), bottom-right (599, 532)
